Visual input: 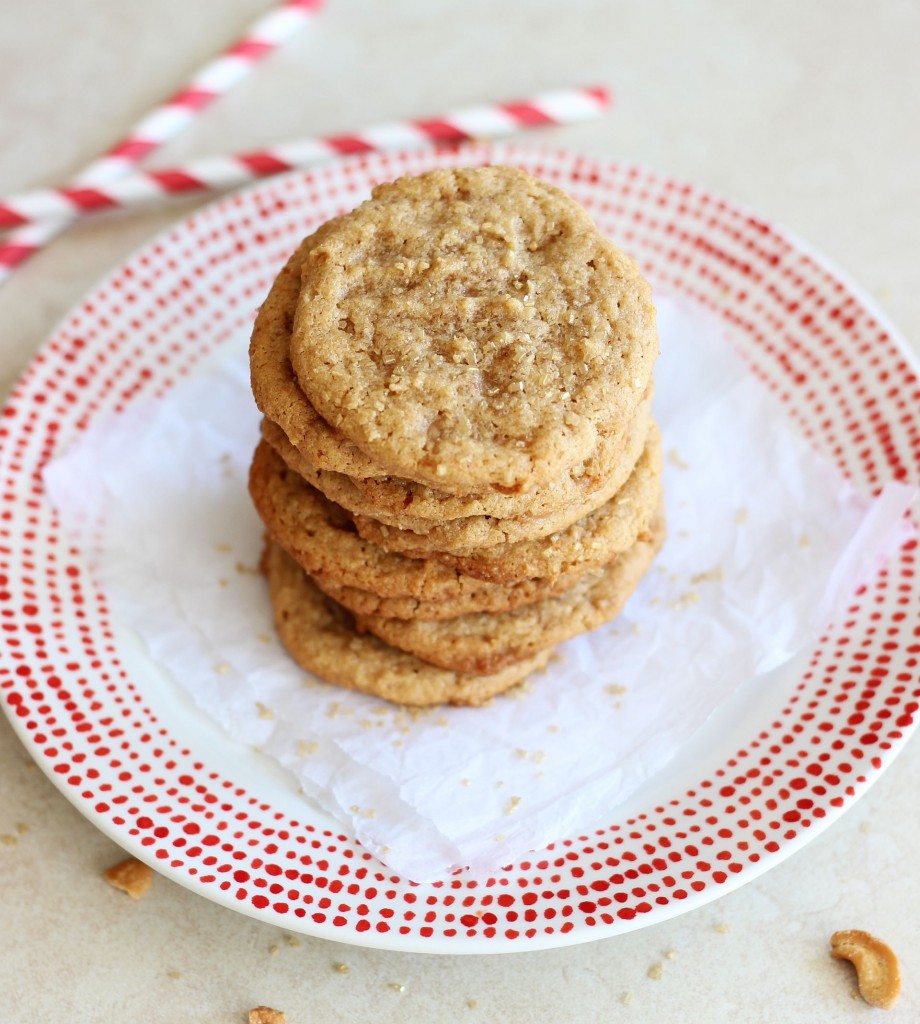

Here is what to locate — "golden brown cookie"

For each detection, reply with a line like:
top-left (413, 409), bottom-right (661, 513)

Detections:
top-left (290, 166), bottom-right (658, 493)
top-left (353, 512), bottom-right (665, 675)
top-left (248, 440), bottom-right (573, 610)
top-left (261, 383), bottom-right (652, 526)
top-left (262, 540), bottom-right (553, 707)
top-left (349, 419), bottom-right (659, 557)
top-left (260, 385), bottom-right (651, 528)
top-left (250, 424), bottom-right (661, 593)
top-left (264, 401), bottom-right (652, 553)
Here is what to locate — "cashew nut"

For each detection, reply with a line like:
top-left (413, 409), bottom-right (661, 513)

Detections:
top-left (830, 929), bottom-right (901, 1010)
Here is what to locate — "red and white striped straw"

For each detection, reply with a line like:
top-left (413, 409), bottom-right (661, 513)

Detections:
top-left (0, 0), bottom-right (322, 284)
top-left (0, 87), bottom-right (610, 232)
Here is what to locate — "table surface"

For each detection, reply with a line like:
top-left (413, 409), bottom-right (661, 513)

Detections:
top-left (1, 2), bottom-right (918, 1021)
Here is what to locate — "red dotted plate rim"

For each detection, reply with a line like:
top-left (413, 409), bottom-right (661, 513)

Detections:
top-left (1, 143), bottom-right (918, 953)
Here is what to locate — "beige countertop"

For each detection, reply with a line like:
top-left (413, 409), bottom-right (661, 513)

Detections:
top-left (1, 2), bottom-right (918, 1021)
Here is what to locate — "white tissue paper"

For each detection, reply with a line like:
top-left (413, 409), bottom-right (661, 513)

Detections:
top-left (44, 295), bottom-right (916, 882)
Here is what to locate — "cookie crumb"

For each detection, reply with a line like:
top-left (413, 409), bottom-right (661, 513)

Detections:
top-left (714, 921), bottom-right (730, 934)
top-left (285, 935), bottom-right (301, 947)
top-left (268, 944), bottom-right (279, 956)
top-left (249, 1008), bottom-right (285, 1024)
top-left (334, 962), bottom-right (350, 975)
top-left (667, 448), bottom-right (689, 470)
top-left (647, 962), bottom-right (663, 980)
top-left (466, 998), bottom-right (479, 1009)
top-left (504, 796), bottom-right (522, 816)
top-left (670, 590), bottom-right (701, 611)
top-left (734, 507), bottom-right (749, 525)
top-left (1, 834), bottom-right (17, 847)
top-left (690, 567), bottom-right (723, 585)
top-left (103, 856), bottom-right (153, 899)
top-left (257, 702), bottom-right (274, 720)
top-left (297, 740), bottom-right (318, 757)
top-left (388, 983), bottom-right (406, 993)
top-left (665, 949), bottom-right (677, 960)
top-left (620, 991), bottom-right (635, 1006)
top-left (16, 822), bottom-right (29, 834)
top-left (167, 971), bottom-right (182, 981)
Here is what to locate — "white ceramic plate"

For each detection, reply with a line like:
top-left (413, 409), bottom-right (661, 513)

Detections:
top-left (2, 144), bottom-right (918, 953)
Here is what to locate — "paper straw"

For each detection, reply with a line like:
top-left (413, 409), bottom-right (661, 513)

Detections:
top-left (0, 0), bottom-right (322, 283)
top-left (0, 87), bottom-right (611, 232)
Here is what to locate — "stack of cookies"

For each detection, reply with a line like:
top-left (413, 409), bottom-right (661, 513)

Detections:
top-left (248, 167), bottom-right (663, 707)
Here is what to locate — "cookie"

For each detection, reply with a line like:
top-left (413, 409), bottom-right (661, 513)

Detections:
top-left (251, 423), bottom-right (660, 594)
top-left (262, 539), bottom-right (553, 707)
top-left (353, 512), bottom-right (666, 675)
top-left (248, 440), bottom-right (577, 608)
top-left (265, 400), bottom-right (652, 553)
top-left (290, 166), bottom-right (659, 492)
top-left (349, 417), bottom-right (657, 557)
top-left (261, 382), bottom-right (652, 525)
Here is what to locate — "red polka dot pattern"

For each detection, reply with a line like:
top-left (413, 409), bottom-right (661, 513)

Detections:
top-left (1, 145), bottom-right (918, 952)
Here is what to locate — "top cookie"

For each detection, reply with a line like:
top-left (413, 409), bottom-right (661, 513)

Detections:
top-left (290, 166), bottom-right (658, 493)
